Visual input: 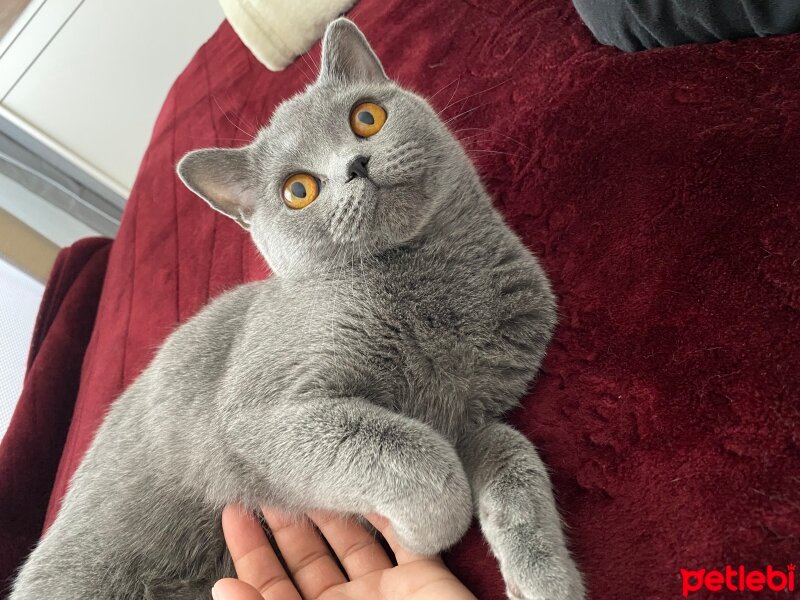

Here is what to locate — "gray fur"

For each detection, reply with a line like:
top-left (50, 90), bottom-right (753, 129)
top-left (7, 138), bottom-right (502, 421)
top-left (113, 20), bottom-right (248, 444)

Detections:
top-left (11, 18), bottom-right (584, 600)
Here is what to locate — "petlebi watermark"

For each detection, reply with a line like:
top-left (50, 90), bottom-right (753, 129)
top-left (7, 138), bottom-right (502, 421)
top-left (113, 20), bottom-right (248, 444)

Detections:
top-left (681, 564), bottom-right (796, 596)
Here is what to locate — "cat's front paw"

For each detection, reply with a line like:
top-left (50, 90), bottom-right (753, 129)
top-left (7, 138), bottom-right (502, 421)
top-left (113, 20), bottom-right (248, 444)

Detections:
top-left (388, 459), bottom-right (473, 556)
top-left (496, 524), bottom-right (585, 600)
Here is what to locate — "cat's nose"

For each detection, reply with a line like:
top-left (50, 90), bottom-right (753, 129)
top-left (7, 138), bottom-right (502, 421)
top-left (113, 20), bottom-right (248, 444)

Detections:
top-left (346, 155), bottom-right (370, 181)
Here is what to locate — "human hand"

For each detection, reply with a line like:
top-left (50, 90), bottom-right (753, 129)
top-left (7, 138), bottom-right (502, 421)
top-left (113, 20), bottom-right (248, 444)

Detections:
top-left (212, 505), bottom-right (477, 600)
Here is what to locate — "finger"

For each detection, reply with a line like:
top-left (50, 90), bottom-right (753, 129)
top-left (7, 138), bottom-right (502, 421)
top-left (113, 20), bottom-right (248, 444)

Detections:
top-left (221, 505), bottom-right (301, 600)
top-left (308, 511), bottom-right (393, 579)
top-left (261, 507), bottom-right (347, 599)
top-left (364, 513), bottom-right (443, 565)
top-left (212, 578), bottom-right (265, 600)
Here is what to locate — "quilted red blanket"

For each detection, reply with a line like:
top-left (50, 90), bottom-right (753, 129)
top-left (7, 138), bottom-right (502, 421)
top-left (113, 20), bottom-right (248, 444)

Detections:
top-left (0, 238), bottom-right (111, 592)
top-left (5, 0), bottom-right (800, 598)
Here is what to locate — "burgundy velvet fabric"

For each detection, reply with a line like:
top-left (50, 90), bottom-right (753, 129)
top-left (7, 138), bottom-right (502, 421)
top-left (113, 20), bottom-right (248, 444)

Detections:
top-left (9, 0), bottom-right (797, 598)
top-left (0, 238), bottom-right (111, 595)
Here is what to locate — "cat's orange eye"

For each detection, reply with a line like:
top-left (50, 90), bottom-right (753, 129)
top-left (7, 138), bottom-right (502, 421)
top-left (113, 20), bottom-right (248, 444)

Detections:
top-left (350, 102), bottom-right (386, 138)
top-left (282, 173), bottom-right (319, 209)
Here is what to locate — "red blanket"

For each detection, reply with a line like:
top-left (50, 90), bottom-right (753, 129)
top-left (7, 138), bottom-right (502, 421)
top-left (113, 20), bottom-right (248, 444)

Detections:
top-left (0, 238), bottom-right (111, 593)
top-left (9, 0), bottom-right (800, 598)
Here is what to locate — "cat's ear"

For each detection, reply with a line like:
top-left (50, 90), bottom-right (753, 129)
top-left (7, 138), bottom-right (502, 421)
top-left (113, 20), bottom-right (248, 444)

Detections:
top-left (177, 147), bottom-right (256, 229)
top-left (319, 18), bottom-right (387, 84)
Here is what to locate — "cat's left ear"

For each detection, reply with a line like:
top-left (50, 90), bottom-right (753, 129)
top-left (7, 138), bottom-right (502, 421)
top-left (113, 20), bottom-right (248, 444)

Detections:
top-left (319, 18), bottom-right (387, 84)
top-left (177, 147), bottom-right (256, 229)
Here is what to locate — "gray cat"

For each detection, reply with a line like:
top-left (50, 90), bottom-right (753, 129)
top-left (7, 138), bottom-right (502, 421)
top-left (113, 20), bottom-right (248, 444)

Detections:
top-left (11, 19), bottom-right (584, 600)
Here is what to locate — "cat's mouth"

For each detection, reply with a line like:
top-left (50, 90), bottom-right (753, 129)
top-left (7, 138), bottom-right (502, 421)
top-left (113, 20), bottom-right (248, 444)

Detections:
top-left (331, 167), bottom-right (429, 245)
top-left (349, 176), bottom-right (407, 197)
top-left (329, 179), bottom-right (378, 243)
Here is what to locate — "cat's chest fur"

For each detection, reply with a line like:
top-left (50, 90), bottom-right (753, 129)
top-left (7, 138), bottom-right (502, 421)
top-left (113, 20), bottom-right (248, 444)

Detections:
top-left (322, 258), bottom-right (514, 439)
top-left (247, 240), bottom-right (551, 442)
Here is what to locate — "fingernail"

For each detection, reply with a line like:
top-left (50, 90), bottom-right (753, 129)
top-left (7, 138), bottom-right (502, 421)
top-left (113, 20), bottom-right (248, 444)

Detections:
top-left (211, 584), bottom-right (221, 600)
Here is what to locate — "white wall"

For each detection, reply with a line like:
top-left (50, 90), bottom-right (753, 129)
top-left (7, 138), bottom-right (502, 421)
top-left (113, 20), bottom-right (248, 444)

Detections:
top-left (0, 257), bottom-right (43, 440)
top-left (0, 1), bottom-right (225, 439)
top-left (0, 0), bottom-right (224, 196)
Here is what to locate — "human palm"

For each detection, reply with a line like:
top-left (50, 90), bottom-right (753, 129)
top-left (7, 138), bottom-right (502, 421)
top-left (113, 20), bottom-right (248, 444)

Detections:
top-left (213, 506), bottom-right (477, 600)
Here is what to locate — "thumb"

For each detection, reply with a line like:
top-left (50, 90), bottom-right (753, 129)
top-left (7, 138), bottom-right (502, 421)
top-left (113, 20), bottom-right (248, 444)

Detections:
top-left (212, 578), bottom-right (264, 600)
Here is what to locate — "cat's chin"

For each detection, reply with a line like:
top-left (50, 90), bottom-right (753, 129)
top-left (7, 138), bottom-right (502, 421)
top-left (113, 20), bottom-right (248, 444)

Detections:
top-left (331, 175), bottom-right (434, 249)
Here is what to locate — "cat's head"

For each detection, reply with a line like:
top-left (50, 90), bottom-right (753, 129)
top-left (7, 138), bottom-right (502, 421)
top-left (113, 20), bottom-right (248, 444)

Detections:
top-left (178, 18), bottom-right (470, 277)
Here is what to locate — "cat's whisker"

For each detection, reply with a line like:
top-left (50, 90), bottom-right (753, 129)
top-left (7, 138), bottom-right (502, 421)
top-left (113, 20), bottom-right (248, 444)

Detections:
top-left (427, 77), bottom-right (460, 103)
top-left (212, 96), bottom-right (256, 138)
top-left (307, 45), bottom-right (321, 71)
top-left (298, 49), bottom-right (318, 81)
top-left (437, 76), bottom-right (462, 117)
top-left (448, 78), bottom-right (511, 113)
top-left (454, 127), bottom-right (531, 150)
top-left (466, 149), bottom-right (518, 157)
top-left (222, 104), bottom-right (258, 137)
top-left (444, 102), bottom-right (490, 126)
